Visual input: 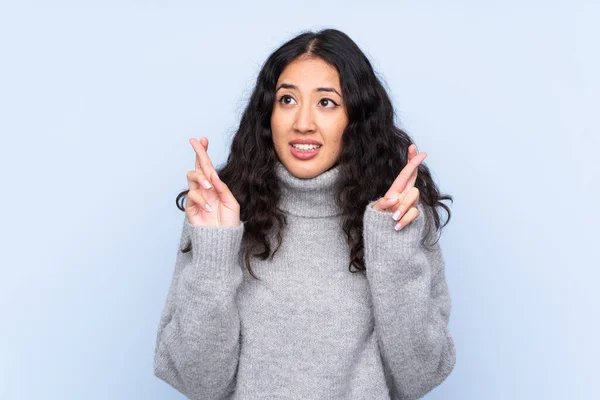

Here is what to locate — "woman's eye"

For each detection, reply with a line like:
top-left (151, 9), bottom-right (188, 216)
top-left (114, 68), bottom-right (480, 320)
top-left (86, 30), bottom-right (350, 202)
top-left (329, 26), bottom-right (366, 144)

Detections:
top-left (277, 95), bottom-right (338, 108)
top-left (319, 98), bottom-right (338, 108)
top-left (279, 95), bottom-right (296, 105)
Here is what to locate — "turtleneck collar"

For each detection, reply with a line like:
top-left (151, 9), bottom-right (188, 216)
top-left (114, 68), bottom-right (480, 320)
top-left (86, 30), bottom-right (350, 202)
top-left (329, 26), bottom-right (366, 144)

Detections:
top-left (274, 160), bottom-right (343, 218)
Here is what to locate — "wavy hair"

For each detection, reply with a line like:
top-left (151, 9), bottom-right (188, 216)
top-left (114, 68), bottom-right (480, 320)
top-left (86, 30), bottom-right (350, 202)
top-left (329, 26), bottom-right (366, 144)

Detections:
top-left (176, 28), bottom-right (453, 280)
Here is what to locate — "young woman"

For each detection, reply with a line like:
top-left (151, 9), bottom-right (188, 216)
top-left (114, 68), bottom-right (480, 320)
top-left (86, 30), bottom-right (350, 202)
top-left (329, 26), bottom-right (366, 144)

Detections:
top-left (154, 28), bottom-right (456, 400)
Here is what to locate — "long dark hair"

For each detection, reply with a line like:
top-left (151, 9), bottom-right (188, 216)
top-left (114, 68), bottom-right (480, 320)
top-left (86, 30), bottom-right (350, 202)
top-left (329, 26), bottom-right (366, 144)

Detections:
top-left (176, 28), bottom-right (453, 280)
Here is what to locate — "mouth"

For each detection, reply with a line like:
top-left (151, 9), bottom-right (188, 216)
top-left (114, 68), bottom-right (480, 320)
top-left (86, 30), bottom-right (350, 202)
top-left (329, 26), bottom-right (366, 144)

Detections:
top-left (289, 143), bottom-right (321, 160)
top-left (290, 143), bottom-right (322, 151)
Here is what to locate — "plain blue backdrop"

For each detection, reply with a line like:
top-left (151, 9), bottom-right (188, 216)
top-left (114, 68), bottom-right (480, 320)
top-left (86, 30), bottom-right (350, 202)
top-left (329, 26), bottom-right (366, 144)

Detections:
top-left (1, 1), bottom-right (597, 399)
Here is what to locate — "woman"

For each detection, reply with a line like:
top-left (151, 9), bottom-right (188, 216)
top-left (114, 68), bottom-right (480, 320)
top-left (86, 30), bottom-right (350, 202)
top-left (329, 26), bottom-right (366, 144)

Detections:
top-left (154, 28), bottom-right (456, 400)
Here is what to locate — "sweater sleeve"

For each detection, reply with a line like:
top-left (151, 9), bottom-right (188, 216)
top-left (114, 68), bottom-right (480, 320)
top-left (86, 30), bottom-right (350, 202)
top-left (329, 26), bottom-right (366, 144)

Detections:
top-left (362, 201), bottom-right (456, 400)
top-left (153, 214), bottom-right (245, 400)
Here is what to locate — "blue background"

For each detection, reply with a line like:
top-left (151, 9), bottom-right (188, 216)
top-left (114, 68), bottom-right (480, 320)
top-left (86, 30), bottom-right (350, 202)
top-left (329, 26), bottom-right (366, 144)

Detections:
top-left (1, 1), bottom-right (597, 399)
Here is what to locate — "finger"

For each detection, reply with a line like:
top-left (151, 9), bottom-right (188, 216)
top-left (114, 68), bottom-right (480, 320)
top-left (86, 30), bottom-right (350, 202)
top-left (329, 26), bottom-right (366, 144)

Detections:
top-left (195, 137), bottom-right (216, 175)
top-left (190, 137), bottom-right (216, 177)
top-left (401, 166), bottom-right (419, 198)
top-left (386, 151), bottom-right (427, 197)
top-left (187, 170), bottom-right (213, 191)
top-left (193, 137), bottom-right (209, 171)
top-left (187, 188), bottom-right (213, 213)
top-left (394, 206), bottom-right (421, 231)
top-left (190, 138), bottom-right (202, 171)
top-left (391, 187), bottom-right (419, 221)
top-left (408, 144), bottom-right (417, 161)
top-left (373, 145), bottom-right (422, 211)
top-left (200, 136), bottom-right (209, 150)
top-left (209, 171), bottom-right (240, 211)
top-left (406, 144), bottom-right (419, 188)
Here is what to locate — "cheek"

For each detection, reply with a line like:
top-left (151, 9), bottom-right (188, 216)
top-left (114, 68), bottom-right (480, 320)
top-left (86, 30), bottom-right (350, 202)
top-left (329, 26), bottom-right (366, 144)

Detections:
top-left (323, 136), bottom-right (342, 157)
top-left (329, 123), bottom-right (346, 153)
top-left (270, 111), bottom-right (288, 140)
top-left (332, 140), bottom-right (343, 155)
top-left (270, 119), bottom-right (282, 143)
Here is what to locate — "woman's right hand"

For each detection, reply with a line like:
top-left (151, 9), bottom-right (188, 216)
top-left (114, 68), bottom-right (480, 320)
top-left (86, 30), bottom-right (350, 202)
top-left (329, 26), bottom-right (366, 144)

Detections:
top-left (185, 137), bottom-right (241, 227)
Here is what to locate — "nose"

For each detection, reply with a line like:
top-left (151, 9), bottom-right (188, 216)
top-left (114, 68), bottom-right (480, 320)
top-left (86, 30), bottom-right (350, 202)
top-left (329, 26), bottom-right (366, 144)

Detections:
top-left (292, 102), bottom-right (316, 133)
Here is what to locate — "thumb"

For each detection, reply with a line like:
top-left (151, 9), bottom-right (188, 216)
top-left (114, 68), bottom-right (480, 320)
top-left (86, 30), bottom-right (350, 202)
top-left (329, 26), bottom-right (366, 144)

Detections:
top-left (371, 191), bottom-right (407, 212)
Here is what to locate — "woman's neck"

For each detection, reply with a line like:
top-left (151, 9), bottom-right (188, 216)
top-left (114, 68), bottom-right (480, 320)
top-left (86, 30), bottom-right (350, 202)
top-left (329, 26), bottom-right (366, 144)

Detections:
top-left (274, 161), bottom-right (343, 218)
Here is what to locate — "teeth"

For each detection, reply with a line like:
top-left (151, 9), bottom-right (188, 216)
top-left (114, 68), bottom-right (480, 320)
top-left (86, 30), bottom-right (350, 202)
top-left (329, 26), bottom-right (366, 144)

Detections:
top-left (292, 144), bottom-right (321, 151)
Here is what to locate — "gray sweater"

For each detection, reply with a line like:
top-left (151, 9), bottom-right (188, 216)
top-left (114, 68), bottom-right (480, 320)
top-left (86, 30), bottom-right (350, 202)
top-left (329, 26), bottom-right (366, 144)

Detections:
top-left (154, 160), bottom-right (456, 399)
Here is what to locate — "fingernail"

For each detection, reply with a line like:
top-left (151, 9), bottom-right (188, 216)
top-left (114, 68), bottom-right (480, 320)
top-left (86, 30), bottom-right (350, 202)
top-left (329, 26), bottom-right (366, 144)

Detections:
top-left (204, 203), bottom-right (212, 212)
top-left (392, 210), bottom-right (401, 221)
top-left (394, 222), bottom-right (402, 231)
top-left (202, 180), bottom-right (212, 189)
top-left (212, 171), bottom-right (220, 181)
top-left (387, 197), bottom-right (398, 202)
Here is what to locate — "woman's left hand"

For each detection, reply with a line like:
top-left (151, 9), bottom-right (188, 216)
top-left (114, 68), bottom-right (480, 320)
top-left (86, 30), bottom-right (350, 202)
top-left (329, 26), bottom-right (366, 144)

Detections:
top-left (371, 144), bottom-right (427, 231)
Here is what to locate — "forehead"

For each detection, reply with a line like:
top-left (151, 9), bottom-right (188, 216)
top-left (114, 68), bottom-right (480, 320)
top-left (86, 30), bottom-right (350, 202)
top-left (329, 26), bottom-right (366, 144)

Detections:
top-left (276, 56), bottom-right (341, 89)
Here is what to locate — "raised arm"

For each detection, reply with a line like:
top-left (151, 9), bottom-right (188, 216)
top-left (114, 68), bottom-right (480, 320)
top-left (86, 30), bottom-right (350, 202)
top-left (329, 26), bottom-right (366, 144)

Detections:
top-left (153, 214), bottom-right (245, 399)
top-left (363, 201), bottom-right (456, 400)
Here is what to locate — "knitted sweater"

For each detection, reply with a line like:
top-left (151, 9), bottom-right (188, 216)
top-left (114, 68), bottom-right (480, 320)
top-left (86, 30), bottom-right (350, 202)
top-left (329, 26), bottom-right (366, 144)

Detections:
top-left (153, 160), bottom-right (456, 400)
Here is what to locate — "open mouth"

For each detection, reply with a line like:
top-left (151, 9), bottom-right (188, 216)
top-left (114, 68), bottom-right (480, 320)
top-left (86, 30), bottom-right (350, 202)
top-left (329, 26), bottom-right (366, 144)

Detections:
top-left (290, 143), bottom-right (322, 152)
top-left (289, 144), bottom-right (321, 160)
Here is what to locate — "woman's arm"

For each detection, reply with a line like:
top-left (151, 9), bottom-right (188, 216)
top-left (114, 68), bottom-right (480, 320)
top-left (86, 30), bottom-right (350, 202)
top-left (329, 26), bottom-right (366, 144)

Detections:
top-left (154, 214), bottom-right (245, 400)
top-left (363, 201), bottom-right (456, 400)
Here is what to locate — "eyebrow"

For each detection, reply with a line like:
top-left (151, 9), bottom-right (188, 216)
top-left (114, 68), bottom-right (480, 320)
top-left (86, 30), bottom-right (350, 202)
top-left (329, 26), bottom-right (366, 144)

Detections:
top-left (275, 83), bottom-right (342, 97)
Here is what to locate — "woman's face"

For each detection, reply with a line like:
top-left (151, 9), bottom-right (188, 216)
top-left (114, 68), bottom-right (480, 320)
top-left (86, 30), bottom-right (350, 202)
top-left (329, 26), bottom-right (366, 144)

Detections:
top-left (271, 55), bottom-right (348, 179)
